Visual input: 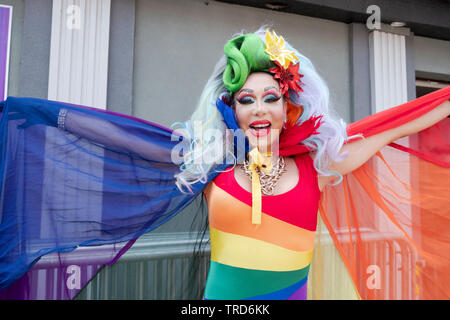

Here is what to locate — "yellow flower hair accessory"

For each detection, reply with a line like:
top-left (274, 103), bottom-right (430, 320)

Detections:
top-left (264, 29), bottom-right (298, 69)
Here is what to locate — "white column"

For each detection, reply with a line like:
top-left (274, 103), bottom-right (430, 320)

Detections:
top-left (369, 26), bottom-right (412, 232)
top-left (41, 0), bottom-right (111, 239)
top-left (368, 26), bottom-right (414, 299)
top-left (48, 0), bottom-right (111, 108)
top-left (369, 28), bottom-right (408, 113)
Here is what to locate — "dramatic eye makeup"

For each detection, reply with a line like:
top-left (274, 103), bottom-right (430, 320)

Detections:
top-left (236, 87), bottom-right (281, 105)
top-left (262, 90), bottom-right (281, 103)
top-left (237, 93), bottom-right (255, 104)
top-left (262, 86), bottom-right (281, 103)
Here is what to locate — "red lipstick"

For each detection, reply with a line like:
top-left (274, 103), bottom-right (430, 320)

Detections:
top-left (249, 120), bottom-right (271, 137)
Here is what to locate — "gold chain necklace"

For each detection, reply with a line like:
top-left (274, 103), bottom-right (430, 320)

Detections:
top-left (242, 156), bottom-right (287, 195)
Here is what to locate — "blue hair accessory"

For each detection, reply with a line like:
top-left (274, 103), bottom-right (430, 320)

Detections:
top-left (215, 97), bottom-right (250, 159)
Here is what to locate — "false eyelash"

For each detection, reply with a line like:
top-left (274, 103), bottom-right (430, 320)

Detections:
top-left (263, 94), bottom-right (281, 103)
top-left (237, 95), bottom-right (255, 104)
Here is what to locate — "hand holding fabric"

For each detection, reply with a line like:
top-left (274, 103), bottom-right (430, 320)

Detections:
top-left (5, 97), bottom-right (61, 129)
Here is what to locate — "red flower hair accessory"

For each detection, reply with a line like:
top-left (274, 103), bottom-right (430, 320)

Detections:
top-left (269, 61), bottom-right (304, 99)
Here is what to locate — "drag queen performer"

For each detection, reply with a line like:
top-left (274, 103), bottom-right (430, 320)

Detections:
top-left (0, 27), bottom-right (449, 300)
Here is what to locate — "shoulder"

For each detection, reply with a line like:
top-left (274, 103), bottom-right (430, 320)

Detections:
top-left (293, 152), bottom-right (318, 178)
top-left (306, 151), bottom-right (316, 162)
top-left (296, 151), bottom-right (316, 168)
top-left (290, 152), bottom-right (317, 173)
top-left (305, 151), bottom-right (329, 192)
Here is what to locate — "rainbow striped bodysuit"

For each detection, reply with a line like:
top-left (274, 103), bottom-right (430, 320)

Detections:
top-left (203, 153), bottom-right (321, 300)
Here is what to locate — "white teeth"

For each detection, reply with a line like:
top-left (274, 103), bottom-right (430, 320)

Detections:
top-left (252, 124), bottom-right (270, 129)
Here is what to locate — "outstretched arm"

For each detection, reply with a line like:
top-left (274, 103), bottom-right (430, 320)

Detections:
top-left (4, 97), bottom-right (186, 165)
top-left (318, 99), bottom-right (450, 191)
top-left (62, 108), bottom-right (178, 163)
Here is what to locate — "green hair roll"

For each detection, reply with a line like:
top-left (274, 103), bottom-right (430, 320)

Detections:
top-left (223, 33), bottom-right (274, 94)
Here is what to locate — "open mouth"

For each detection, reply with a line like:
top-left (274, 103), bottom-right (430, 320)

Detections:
top-left (249, 120), bottom-right (271, 137)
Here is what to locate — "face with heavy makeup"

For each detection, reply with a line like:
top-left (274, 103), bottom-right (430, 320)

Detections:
top-left (233, 72), bottom-right (287, 154)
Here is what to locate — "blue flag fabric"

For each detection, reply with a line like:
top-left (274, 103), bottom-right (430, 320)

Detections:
top-left (0, 96), bottom-right (229, 298)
